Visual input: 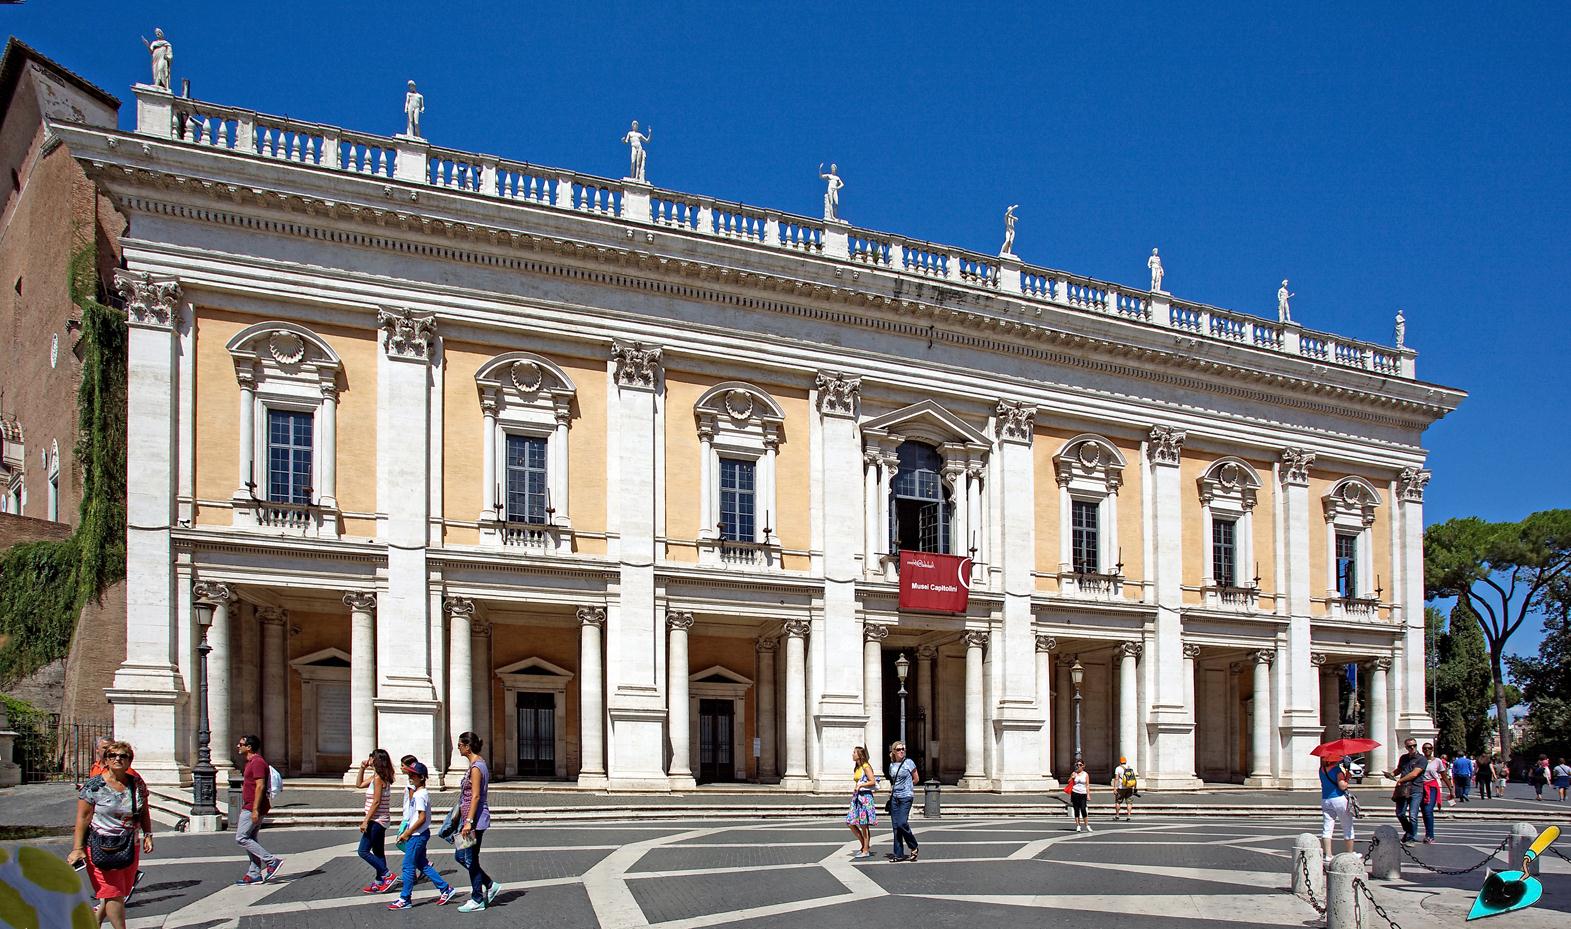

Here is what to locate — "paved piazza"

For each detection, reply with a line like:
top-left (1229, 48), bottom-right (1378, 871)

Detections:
top-left (10, 812), bottom-right (1567, 928)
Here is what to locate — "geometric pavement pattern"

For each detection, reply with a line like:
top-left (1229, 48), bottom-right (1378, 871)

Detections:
top-left (13, 814), bottom-right (1570, 929)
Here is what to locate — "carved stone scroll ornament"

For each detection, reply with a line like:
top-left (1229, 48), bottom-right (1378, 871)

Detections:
top-left (192, 581), bottom-right (234, 605)
top-left (1147, 425), bottom-right (1186, 465)
top-left (443, 597), bottom-right (476, 619)
top-left (755, 637), bottom-right (779, 654)
top-left (576, 606), bottom-right (607, 628)
top-left (1280, 447), bottom-right (1316, 486)
top-left (1035, 635), bottom-right (1057, 653)
top-left (343, 592), bottom-right (376, 613)
top-left (814, 372), bottom-right (861, 417)
top-left (1252, 649), bottom-right (1275, 666)
top-left (1117, 641), bottom-right (1144, 660)
top-left (611, 340), bottom-right (663, 388)
top-left (963, 630), bottom-right (990, 650)
top-left (666, 611), bottom-right (695, 632)
top-left (1398, 466), bottom-right (1431, 503)
top-left (783, 619), bottom-right (811, 640)
top-left (1182, 642), bottom-right (1202, 660)
top-left (864, 623), bottom-right (890, 643)
top-left (114, 270), bottom-right (181, 329)
top-left (377, 307), bottom-right (437, 361)
top-left (996, 400), bottom-right (1037, 444)
top-left (1372, 656), bottom-right (1393, 672)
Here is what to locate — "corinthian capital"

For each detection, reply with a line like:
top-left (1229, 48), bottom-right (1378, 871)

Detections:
top-left (814, 371), bottom-right (861, 417)
top-left (1117, 641), bottom-right (1144, 660)
top-left (963, 630), bottom-right (990, 650)
top-left (378, 307), bottom-right (437, 361)
top-left (996, 400), bottom-right (1037, 445)
top-left (1398, 467), bottom-right (1431, 503)
top-left (611, 339), bottom-right (663, 388)
top-left (1280, 447), bottom-right (1316, 486)
top-left (1147, 425), bottom-right (1186, 466)
top-left (114, 270), bottom-right (181, 330)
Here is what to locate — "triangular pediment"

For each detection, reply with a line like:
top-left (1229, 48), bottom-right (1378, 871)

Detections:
top-left (291, 647), bottom-right (352, 669)
top-left (861, 400), bottom-right (989, 447)
top-left (495, 656), bottom-right (575, 680)
top-left (689, 664), bottom-right (753, 686)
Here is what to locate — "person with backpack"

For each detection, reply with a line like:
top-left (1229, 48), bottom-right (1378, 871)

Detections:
top-left (67, 740), bottom-right (152, 929)
top-left (1111, 756), bottom-right (1138, 820)
top-left (234, 735), bottom-right (284, 885)
top-left (1529, 755), bottom-right (1551, 800)
top-left (884, 741), bottom-right (920, 863)
top-left (844, 746), bottom-right (878, 860)
top-left (1451, 752), bottom-right (1474, 802)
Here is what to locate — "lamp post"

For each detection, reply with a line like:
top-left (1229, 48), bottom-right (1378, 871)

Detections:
top-left (895, 651), bottom-right (911, 746)
top-left (191, 599), bottom-right (218, 822)
top-left (1070, 657), bottom-right (1085, 765)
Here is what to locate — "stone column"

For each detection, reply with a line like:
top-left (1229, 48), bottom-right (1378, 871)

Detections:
top-left (109, 272), bottom-right (187, 785)
top-left (445, 598), bottom-right (475, 774)
top-left (258, 607), bottom-right (288, 763)
top-left (1315, 654), bottom-right (1340, 743)
top-left (863, 624), bottom-right (887, 756)
top-left (1395, 469), bottom-right (1436, 745)
top-left (374, 308), bottom-right (440, 766)
top-left (992, 401), bottom-right (1047, 790)
top-left (812, 373), bottom-right (869, 783)
top-left (781, 619), bottom-right (811, 789)
top-left (236, 370), bottom-right (256, 501)
top-left (478, 391), bottom-right (497, 520)
top-left (607, 342), bottom-right (668, 786)
top-left (1055, 657), bottom-right (1073, 774)
top-left (862, 450), bottom-right (880, 571)
top-left (1144, 426), bottom-right (1197, 787)
top-left (1117, 641), bottom-right (1141, 770)
top-left (756, 638), bottom-right (779, 781)
top-left (667, 611), bottom-right (696, 788)
top-left (1035, 636), bottom-right (1056, 783)
top-left (1278, 448), bottom-right (1329, 787)
top-left (343, 592), bottom-right (377, 782)
top-left (1245, 649), bottom-right (1274, 785)
top-left (1182, 643), bottom-right (1200, 778)
top-left (1368, 658), bottom-right (1391, 777)
top-left (916, 645), bottom-right (937, 769)
top-left (318, 383), bottom-right (338, 509)
top-left (577, 607), bottom-right (607, 786)
top-left (193, 583), bottom-right (235, 782)
top-left (959, 631), bottom-right (989, 788)
top-left (471, 622), bottom-right (492, 757)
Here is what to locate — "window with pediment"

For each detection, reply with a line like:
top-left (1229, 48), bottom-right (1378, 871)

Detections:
top-left (1053, 435), bottom-right (1125, 596)
top-left (227, 322), bottom-right (342, 537)
top-left (476, 353), bottom-right (576, 554)
top-left (1197, 457), bottom-right (1263, 609)
top-left (695, 382), bottom-right (783, 568)
top-left (1322, 477), bottom-right (1381, 616)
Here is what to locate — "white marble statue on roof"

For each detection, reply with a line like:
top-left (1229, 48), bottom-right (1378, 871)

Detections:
top-left (142, 28), bottom-right (173, 91)
top-left (819, 163), bottom-right (844, 223)
top-left (1277, 279), bottom-right (1295, 324)
top-left (1394, 308), bottom-right (1406, 349)
top-left (1000, 205), bottom-right (1019, 257)
top-left (403, 81), bottom-right (424, 138)
top-left (1148, 248), bottom-right (1165, 293)
top-left (622, 120), bottom-right (652, 183)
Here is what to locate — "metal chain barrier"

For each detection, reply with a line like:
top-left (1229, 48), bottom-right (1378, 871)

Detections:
top-left (1291, 852), bottom-right (1328, 918)
top-left (1362, 834), bottom-right (1380, 864)
top-left (1353, 878), bottom-right (1403, 929)
top-left (1547, 845), bottom-right (1571, 864)
top-left (1396, 836), bottom-right (1508, 875)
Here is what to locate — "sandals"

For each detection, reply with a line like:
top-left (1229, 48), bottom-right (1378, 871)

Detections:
top-left (907, 848), bottom-right (919, 862)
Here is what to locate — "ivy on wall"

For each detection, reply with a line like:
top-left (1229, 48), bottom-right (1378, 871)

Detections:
top-left (0, 240), bottom-right (127, 683)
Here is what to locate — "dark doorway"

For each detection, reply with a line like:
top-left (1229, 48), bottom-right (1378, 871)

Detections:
top-left (880, 649), bottom-right (920, 769)
top-left (515, 691), bottom-right (555, 777)
top-left (698, 698), bottom-right (735, 783)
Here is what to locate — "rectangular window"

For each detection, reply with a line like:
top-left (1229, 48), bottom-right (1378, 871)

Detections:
top-left (718, 457), bottom-right (756, 542)
top-left (1336, 532), bottom-right (1358, 598)
top-left (266, 408), bottom-right (313, 504)
top-left (1212, 517), bottom-right (1237, 586)
top-left (1071, 499), bottom-right (1100, 574)
top-left (504, 434), bottom-right (549, 524)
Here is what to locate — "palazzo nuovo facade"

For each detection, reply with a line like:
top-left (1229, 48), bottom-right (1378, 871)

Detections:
top-left (52, 78), bottom-right (1464, 791)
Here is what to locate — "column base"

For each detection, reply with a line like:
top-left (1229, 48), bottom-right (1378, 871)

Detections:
top-left (779, 774), bottom-right (814, 792)
top-left (993, 775), bottom-right (1056, 792)
top-left (956, 776), bottom-right (994, 790)
top-left (605, 775), bottom-right (678, 790)
top-left (607, 699), bottom-right (669, 783)
top-left (576, 772), bottom-right (609, 789)
top-left (1243, 775), bottom-right (1276, 787)
top-left (342, 767), bottom-right (364, 786)
top-left (667, 774), bottom-right (697, 790)
top-left (107, 673), bottom-right (190, 788)
top-left (373, 695), bottom-right (440, 782)
top-left (1143, 774), bottom-right (1204, 790)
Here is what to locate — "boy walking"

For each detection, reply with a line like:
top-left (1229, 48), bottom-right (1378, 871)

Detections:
top-left (234, 735), bottom-right (283, 885)
top-left (388, 762), bottom-right (456, 909)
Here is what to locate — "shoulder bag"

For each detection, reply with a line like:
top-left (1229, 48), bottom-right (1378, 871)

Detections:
top-left (88, 777), bottom-right (140, 872)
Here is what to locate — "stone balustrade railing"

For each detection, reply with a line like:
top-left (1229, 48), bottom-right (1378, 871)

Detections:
top-left (142, 87), bottom-right (1417, 379)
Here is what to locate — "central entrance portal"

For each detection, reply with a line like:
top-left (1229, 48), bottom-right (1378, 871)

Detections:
top-left (698, 698), bottom-right (735, 783)
top-left (515, 691), bottom-right (556, 778)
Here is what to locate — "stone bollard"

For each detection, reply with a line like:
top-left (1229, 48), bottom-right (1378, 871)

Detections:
top-left (1508, 823), bottom-right (1540, 878)
top-left (1370, 824), bottom-right (1402, 880)
top-left (1292, 833), bottom-right (1324, 899)
top-left (1326, 852), bottom-right (1367, 929)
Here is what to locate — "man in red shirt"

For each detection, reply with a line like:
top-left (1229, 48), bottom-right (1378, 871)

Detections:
top-left (234, 735), bottom-right (283, 885)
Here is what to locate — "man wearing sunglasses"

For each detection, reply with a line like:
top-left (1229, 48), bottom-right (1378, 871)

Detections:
top-left (1384, 738), bottom-right (1424, 843)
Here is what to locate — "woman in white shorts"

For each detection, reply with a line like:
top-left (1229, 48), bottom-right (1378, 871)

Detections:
top-left (1319, 753), bottom-right (1355, 865)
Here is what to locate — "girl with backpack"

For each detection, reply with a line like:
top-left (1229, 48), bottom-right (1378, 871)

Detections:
top-left (67, 740), bottom-right (153, 929)
top-left (844, 746), bottom-right (878, 859)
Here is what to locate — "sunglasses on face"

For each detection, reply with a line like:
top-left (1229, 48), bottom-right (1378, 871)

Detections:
top-left (105, 753), bottom-right (131, 761)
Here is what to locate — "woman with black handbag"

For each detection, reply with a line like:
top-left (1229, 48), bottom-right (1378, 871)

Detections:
top-left (67, 739), bottom-right (153, 929)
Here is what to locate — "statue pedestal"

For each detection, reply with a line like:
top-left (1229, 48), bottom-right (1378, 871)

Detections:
top-left (133, 84), bottom-right (174, 140)
top-left (621, 179), bottom-right (653, 223)
top-left (823, 220), bottom-right (849, 260)
top-left (393, 135), bottom-right (428, 184)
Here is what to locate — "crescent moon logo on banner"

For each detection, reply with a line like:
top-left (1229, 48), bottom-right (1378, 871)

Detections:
top-left (958, 557), bottom-right (974, 592)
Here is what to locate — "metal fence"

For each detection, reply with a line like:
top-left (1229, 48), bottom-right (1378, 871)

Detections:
top-left (12, 713), bottom-right (114, 784)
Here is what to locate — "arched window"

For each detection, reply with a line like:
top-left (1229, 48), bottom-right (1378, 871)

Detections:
top-left (1052, 434), bottom-right (1126, 596)
top-left (890, 441), bottom-right (951, 555)
top-left (1322, 477), bottom-right (1381, 616)
top-left (694, 382), bottom-right (784, 568)
top-left (1198, 457), bottom-right (1262, 608)
top-left (475, 353), bottom-right (577, 554)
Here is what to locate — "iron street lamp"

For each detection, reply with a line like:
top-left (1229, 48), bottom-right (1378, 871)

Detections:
top-left (190, 600), bottom-right (219, 819)
top-left (895, 651), bottom-right (911, 746)
top-left (1070, 657), bottom-right (1085, 765)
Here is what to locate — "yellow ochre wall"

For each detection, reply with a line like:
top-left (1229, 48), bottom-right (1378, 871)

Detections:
top-left (1031, 426), bottom-right (1145, 588)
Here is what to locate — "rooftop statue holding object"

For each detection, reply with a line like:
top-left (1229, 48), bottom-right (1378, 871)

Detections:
top-left (142, 28), bottom-right (172, 91)
top-left (1000, 204), bottom-right (1019, 257)
top-left (622, 120), bottom-right (652, 183)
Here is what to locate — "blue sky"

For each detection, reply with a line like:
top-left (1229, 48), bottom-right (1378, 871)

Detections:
top-left (9, 3), bottom-right (1567, 656)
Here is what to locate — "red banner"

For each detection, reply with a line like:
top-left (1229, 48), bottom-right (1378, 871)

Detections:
top-left (898, 551), bottom-right (972, 614)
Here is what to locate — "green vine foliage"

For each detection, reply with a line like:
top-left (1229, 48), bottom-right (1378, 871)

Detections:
top-left (0, 240), bottom-right (127, 683)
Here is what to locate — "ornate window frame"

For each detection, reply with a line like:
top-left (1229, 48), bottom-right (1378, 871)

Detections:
top-left (495, 656), bottom-right (574, 780)
top-left (475, 353), bottom-right (576, 554)
top-left (1322, 476), bottom-right (1381, 617)
top-left (1198, 457), bottom-right (1262, 610)
top-left (694, 382), bottom-right (784, 567)
top-left (289, 647), bottom-right (352, 774)
top-left (226, 322), bottom-right (342, 537)
top-left (686, 665), bottom-right (754, 781)
top-left (1052, 435), bottom-right (1125, 598)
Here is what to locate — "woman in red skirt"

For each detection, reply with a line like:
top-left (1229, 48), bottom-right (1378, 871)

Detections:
top-left (67, 739), bottom-right (153, 929)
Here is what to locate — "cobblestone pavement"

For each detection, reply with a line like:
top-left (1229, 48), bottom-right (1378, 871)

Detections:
top-left (7, 811), bottom-right (1571, 928)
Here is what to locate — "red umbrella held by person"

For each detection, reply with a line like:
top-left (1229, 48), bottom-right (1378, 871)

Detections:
top-left (1312, 738), bottom-right (1381, 759)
